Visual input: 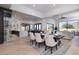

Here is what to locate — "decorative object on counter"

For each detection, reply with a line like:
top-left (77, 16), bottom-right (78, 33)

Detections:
top-left (54, 26), bottom-right (58, 34)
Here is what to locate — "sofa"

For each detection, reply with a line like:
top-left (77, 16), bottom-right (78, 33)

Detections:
top-left (59, 31), bottom-right (73, 40)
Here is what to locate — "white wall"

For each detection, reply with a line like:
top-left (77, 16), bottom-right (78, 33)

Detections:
top-left (11, 12), bottom-right (21, 31)
top-left (11, 11), bottom-right (35, 31)
top-left (11, 11), bottom-right (35, 37)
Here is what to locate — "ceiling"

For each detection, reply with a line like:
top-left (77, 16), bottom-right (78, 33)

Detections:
top-left (22, 4), bottom-right (56, 13)
top-left (0, 4), bottom-right (63, 14)
top-left (0, 4), bottom-right (79, 20)
top-left (22, 4), bottom-right (79, 14)
top-left (0, 4), bottom-right (79, 13)
top-left (0, 4), bottom-right (42, 21)
top-left (12, 11), bottom-right (42, 21)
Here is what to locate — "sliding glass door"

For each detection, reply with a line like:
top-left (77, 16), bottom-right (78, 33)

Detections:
top-left (59, 20), bottom-right (79, 32)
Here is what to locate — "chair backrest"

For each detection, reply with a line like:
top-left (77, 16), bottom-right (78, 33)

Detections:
top-left (45, 35), bottom-right (56, 46)
top-left (29, 32), bottom-right (35, 40)
top-left (35, 33), bottom-right (44, 42)
top-left (44, 33), bottom-right (49, 40)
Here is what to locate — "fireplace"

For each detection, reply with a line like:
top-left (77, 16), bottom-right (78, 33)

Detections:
top-left (11, 30), bottom-right (19, 37)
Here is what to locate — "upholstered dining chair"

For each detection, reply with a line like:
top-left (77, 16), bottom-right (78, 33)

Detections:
top-left (44, 35), bottom-right (58, 54)
top-left (44, 33), bottom-right (49, 40)
top-left (35, 33), bottom-right (44, 47)
top-left (29, 32), bottom-right (35, 44)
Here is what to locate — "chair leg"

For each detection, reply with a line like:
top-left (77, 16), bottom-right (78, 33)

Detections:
top-left (45, 46), bottom-right (47, 51)
top-left (38, 43), bottom-right (40, 48)
top-left (50, 47), bottom-right (53, 54)
top-left (30, 40), bottom-right (32, 44)
top-left (36, 43), bottom-right (39, 47)
top-left (59, 40), bottom-right (61, 45)
top-left (58, 40), bottom-right (62, 46)
top-left (35, 42), bottom-right (37, 46)
top-left (56, 44), bottom-right (57, 50)
top-left (34, 40), bottom-right (36, 44)
top-left (32, 40), bottom-right (33, 44)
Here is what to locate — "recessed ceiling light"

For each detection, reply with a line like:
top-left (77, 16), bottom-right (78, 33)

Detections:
top-left (33, 4), bottom-right (36, 7)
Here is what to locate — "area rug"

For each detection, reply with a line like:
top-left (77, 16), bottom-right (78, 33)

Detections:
top-left (28, 39), bottom-right (71, 55)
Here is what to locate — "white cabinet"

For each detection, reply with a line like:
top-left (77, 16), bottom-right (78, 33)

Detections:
top-left (20, 31), bottom-right (28, 38)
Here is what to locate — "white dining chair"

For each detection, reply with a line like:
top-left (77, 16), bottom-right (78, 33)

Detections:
top-left (44, 33), bottom-right (49, 42)
top-left (35, 33), bottom-right (44, 47)
top-left (44, 35), bottom-right (58, 54)
top-left (29, 32), bottom-right (35, 44)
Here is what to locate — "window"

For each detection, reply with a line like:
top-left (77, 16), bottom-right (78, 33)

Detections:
top-left (34, 23), bottom-right (42, 30)
top-left (37, 25), bottom-right (39, 30)
top-left (59, 20), bottom-right (79, 32)
top-left (30, 24), bottom-right (33, 30)
top-left (46, 23), bottom-right (54, 32)
top-left (59, 22), bottom-right (67, 31)
top-left (39, 24), bottom-right (42, 30)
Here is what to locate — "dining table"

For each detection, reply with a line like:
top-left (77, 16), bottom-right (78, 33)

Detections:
top-left (53, 35), bottom-right (64, 46)
top-left (53, 35), bottom-right (64, 41)
top-left (41, 33), bottom-right (64, 46)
